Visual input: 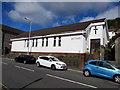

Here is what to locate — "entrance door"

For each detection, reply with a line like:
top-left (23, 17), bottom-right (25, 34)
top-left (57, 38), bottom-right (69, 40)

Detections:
top-left (90, 39), bottom-right (100, 59)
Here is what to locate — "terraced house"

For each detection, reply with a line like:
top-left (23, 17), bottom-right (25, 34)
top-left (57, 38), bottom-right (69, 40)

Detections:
top-left (10, 18), bottom-right (109, 68)
top-left (0, 24), bottom-right (24, 56)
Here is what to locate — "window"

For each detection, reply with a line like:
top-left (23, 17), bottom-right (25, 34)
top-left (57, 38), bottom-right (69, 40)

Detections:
top-left (58, 37), bottom-right (61, 46)
top-left (35, 39), bottom-right (38, 47)
top-left (32, 39), bottom-right (34, 47)
top-left (40, 57), bottom-right (49, 60)
top-left (53, 37), bottom-right (56, 47)
top-left (89, 61), bottom-right (98, 65)
top-left (98, 61), bottom-right (114, 69)
top-left (42, 38), bottom-right (44, 47)
top-left (46, 38), bottom-right (48, 47)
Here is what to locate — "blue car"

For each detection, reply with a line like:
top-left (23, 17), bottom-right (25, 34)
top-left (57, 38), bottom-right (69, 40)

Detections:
top-left (83, 60), bottom-right (120, 83)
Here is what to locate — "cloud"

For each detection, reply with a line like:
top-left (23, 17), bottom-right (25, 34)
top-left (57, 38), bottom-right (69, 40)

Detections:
top-left (8, 2), bottom-right (56, 26)
top-left (80, 17), bottom-right (95, 22)
top-left (7, 2), bottom-right (119, 27)
top-left (80, 6), bottom-right (118, 22)
top-left (96, 6), bottom-right (118, 19)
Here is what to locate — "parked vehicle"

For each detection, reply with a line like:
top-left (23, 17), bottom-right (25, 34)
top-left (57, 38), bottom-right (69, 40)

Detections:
top-left (15, 54), bottom-right (36, 64)
top-left (83, 60), bottom-right (120, 83)
top-left (36, 56), bottom-right (67, 70)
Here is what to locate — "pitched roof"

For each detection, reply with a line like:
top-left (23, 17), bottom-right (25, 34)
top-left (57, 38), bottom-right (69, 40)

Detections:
top-left (1, 24), bottom-right (24, 35)
top-left (14, 18), bottom-right (105, 39)
top-left (109, 26), bottom-right (120, 32)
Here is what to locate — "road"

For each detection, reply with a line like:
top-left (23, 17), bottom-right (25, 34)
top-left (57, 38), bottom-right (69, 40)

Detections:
top-left (2, 58), bottom-right (120, 89)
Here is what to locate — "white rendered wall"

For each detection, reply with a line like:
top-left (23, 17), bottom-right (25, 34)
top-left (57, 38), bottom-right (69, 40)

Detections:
top-left (11, 35), bottom-right (85, 54)
top-left (109, 32), bottom-right (115, 39)
top-left (87, 25), bottom-right (108, 52)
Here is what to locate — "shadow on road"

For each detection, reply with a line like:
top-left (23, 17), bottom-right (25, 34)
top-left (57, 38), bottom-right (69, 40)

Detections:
top-left (19, 78), bottom-right (43, 90)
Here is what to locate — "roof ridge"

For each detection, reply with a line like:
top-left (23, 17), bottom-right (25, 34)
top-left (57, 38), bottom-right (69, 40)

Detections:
top-left (12, 18), bottom-right (105, 39)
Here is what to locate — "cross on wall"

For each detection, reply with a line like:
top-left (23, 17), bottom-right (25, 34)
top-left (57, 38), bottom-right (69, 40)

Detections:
top-left (94, 26), bottom-right (98, 34)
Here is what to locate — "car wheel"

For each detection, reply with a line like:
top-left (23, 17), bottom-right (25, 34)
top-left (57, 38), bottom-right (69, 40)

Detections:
top-left (114, 75), bottom-right (120, 83)
top-left (83, 70), bottom-right (91, 77)
top-left (51, 65), bottom-right (56, 70)
top-left (15, 59), bottom-right (18, 62)
top-left (36, 62), bottom-right (40, 67)
top-left (23, 60), bottom-right (27, 64)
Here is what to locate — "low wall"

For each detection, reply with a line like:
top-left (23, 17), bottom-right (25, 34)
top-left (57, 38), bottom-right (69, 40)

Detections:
top-left (3, 52), bottom-right (94, 70)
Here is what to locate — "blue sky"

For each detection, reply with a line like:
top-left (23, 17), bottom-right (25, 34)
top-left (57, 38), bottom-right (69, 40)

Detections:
top-left (2, 0), bottom-right (120, 32)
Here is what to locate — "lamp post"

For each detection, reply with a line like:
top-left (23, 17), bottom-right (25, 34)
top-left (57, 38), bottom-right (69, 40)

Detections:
top-left (24, 17), bottom-right (32, 55)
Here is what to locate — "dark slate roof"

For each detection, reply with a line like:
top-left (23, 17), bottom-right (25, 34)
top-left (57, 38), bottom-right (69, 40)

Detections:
top-left (109, 26), bottom-right (120, 32)
top-left (14, 18), bottom-right (105, 39)
top-left (1, 24), bottom-right (24, 35)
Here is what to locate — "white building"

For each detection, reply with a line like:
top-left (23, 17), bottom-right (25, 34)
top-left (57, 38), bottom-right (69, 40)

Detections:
top-left (10, 18), bottom-right (109, 56)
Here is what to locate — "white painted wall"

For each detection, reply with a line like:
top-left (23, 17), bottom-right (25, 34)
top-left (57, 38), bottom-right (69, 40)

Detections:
top-left (11, 34), bottom-right (85, 53)
top-left (109, 31), bottom-right (115, 39)
top-left (86, 22), bottom-right (109, 52)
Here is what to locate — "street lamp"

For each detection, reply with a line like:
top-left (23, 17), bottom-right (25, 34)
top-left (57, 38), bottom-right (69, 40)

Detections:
top-left (24, 17), bottom-right (32, 55)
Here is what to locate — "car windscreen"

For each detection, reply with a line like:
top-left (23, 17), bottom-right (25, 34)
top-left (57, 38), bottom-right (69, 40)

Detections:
top-left (107, 61), bottom-right (120, 69)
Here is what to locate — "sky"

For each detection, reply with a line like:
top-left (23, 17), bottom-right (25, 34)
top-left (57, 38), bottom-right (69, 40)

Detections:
top-left (1, 0), bottom-right (120, 32)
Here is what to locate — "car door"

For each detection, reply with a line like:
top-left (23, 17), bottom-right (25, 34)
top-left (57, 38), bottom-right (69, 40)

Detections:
top-left (96, 61), bottom-right (115, 79)
top-left (88, 61), bottom-right (99, 75)
top-left (18, 55), bottom-right (23, 61)
top-left (40, 57), bottom-right (51, 67)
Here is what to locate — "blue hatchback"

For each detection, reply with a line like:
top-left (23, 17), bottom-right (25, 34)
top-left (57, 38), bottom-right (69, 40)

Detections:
top-left (83, 60), bottom-right (120, 83)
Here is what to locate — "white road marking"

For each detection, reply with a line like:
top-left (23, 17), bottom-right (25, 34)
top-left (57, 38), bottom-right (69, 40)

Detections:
top-left (15, 65), bottom-right (35, 72)
top-left (47, 74), bottom-right (97, 88)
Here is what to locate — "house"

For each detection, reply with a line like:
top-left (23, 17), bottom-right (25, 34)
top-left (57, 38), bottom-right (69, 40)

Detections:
top-left (0, 24), bottom-right (24, 55)
top-left (11, 18), bottom-right (109, 60)
top-left (112, 26), bottom-right (120, 66)
top-left (108, 26), bottom-right (120, 39)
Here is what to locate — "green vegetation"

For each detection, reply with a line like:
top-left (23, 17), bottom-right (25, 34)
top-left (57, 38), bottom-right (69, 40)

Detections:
top-left (108, 18), bottom-right (120, 29)
top-left (104, 39), bottom-right (115, 61)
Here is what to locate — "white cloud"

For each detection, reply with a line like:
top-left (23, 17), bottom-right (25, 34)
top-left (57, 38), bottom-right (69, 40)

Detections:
top-left (8, 2), bottom-right (56, 26)
top-left (80, 17), bottom-right (95, 22)
top-left (80, 6), bottom-right (118, 22)
top-left (7, 2), bottom-right (119, 27)
top-left (96, 6), bottom-right (118, 19)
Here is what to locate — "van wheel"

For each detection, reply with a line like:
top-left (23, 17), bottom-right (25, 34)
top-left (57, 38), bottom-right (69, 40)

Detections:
top-left (114, 75), bottom-right (120, 83)
top-left (83, 70), bottom-right (91, 77)
top-left (51, 65), bottom-right (56, 70)
top-left (36, 62), bottom-right (40, 67)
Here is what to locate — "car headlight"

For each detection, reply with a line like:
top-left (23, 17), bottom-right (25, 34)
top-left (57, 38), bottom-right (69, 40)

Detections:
top-left (56, 63), bottom-right (61, 65)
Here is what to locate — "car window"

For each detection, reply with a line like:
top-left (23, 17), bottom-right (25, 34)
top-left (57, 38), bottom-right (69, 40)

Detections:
top-left (50, 57), bottom-right (59, 61)
top-left (40, 57), bottom-right (49, 61)
top-left (98, 61), bottom-right (114, 70)
top-left (89, 61), bottom-right (98, 65)
top-left (19, 55), bottom-right (23, 58)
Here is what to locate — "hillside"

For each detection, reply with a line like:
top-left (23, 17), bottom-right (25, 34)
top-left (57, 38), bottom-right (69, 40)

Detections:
top-left (108, 18), bottom-right (120, 29)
